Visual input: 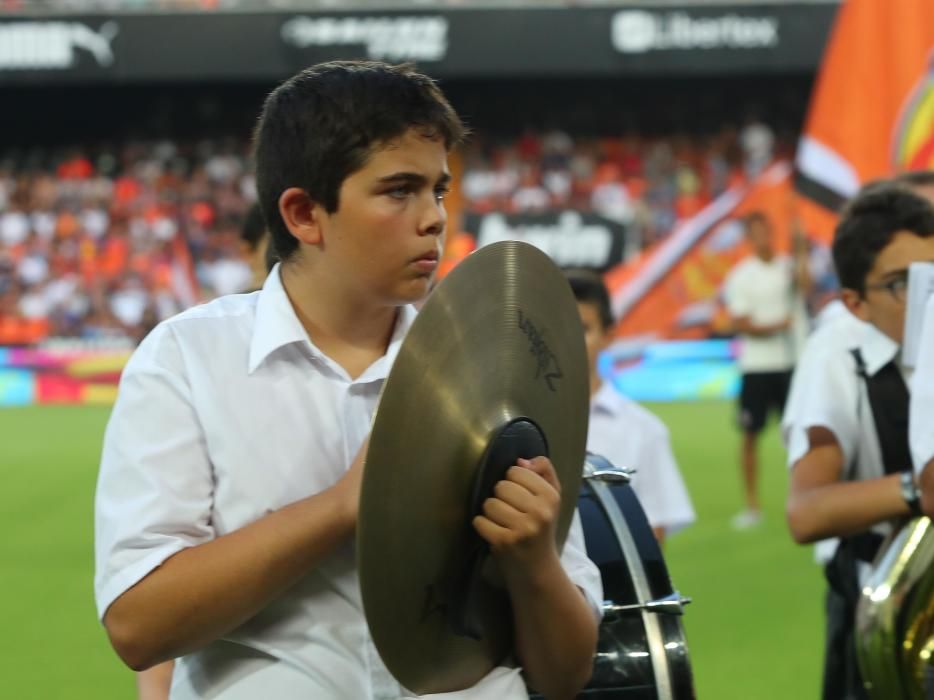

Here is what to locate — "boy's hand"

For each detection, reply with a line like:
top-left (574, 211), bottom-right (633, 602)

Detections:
top-left (472, 456), bottom-right (563, 581)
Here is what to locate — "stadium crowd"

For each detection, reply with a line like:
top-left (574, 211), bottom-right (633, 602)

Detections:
top-left (2, 0), bottom-right (542, 12)
top-left (0, 119), bottom-right (785, 344)
top-left (461, 118), bottom-right (782, 239)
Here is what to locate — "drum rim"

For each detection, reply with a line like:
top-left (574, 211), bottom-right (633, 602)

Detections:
top-left (585, 478), bottom-right (677, 700)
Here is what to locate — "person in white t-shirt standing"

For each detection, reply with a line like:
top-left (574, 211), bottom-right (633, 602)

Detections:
top-left (723, 212), bottom-right (810, 529)
top-left (568, 270), bottom-right (695, 545)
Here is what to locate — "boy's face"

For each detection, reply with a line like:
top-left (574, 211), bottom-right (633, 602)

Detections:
top-left (316, 128), bottom-right (450, 305)
top-left (842, 231), bottom-right (934, 343)
top-left (577, 301), bottom-right (610, 377)
top-left (746, 219), bottom-right (774, 260)
top-left (910, 182), bottom-right (934, 204)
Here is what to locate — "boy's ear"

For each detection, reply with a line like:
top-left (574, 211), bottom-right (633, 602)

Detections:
top-left (278, 187), bottom-right (324, 247)
top-left (597, 323), bottom-right (613, 353)
top-left (840, 287), bottom-right (871, 322)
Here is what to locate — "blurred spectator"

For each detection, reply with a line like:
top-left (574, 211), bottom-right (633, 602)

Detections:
top-left (4, 0), bottom-right (640, 11)
top-left (511, 166), bottom-right (551, 212)
top-left (239, 202), bottom-right (273, 291)
top-left (0, 115), bottom-right (791, 345)
top-left (590, 163), bottom-right (634, 225)
top-left (740, 117), bottom-right (775, 180)
top-left (460, 121), bottom-right (789, 252)
top-left (0, 138), bottom-right (255, 344)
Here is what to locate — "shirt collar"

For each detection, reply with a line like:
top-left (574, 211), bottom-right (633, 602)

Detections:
top-left (591, 382), bottom-right (627, 415)
top-left (857, 321), bottom-right (901, 377)
top-left (355, 304), bottom-right (417, 383)
top-left (248, 264), bottom-right (419, 379)
top-left (248, 264), bottom-right (313, 374)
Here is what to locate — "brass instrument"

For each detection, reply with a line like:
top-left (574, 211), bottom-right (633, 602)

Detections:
top-left (856, 516), bottom-right (934, 698)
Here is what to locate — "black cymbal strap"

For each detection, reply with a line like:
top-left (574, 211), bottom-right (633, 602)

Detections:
top-left (447, 418), bottom-right (549, 639)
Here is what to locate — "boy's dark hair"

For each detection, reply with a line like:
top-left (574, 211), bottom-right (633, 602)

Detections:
top-left (833, 185), bottom-right (934, 294)
top-left (566, 269), bottom-right (614, 330)
top-left (254, 61), bottom-right (466, 261)
top-left (895, 169), bottom-right (934, 188)
top-left (264, 238), bottom-right (279, 274)
top-left (744, 211), bottom-right (769, 230)
top-left (843, 171), bottom-right (934, 216)
top-left (850, 177), bottom-right (893, 200)
top-left (241, 203), bottom-right (267, 252)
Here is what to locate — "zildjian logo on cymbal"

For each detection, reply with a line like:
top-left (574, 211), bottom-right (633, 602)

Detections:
top-left (517, 309), bottom-right (563, 392)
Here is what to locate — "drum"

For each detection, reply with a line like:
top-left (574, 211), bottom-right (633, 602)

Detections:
top-left (530, 455), bottom-right (695, 699)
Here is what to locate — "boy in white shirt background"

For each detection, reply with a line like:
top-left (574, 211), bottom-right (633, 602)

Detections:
top-left (783, 184), bottom-right (934, 699)
top-left (781, 172), bottom-right (934, 571)
top-left (567, 270), bottom-right (696, 545)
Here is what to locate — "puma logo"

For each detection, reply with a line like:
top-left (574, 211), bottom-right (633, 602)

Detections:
top-left (68, 21), bottom-right (119, 66)
top-left (0, 21), bottom-right (119, 70)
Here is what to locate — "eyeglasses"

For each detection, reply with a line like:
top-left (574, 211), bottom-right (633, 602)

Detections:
top-left (865, 273), bottom-right (909, 303)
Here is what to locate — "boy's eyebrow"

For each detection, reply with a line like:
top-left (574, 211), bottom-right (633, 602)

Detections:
top-left (877, 267), bottom-right (909, 281)
top-left (880, 257), bottom-right (934, 279)
top-left (378, 171), bottom-right (452, 186)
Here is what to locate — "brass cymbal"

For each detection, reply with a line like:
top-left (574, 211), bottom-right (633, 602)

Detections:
top-left (358, 241), bottom-right (590, 695)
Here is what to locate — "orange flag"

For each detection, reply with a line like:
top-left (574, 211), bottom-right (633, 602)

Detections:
top-left (796, 0), bottom-right (934, 240)
top-left (607, 163), bottom-right (796, 340)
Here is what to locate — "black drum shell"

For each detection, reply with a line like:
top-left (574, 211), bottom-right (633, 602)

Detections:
top-left (531, 480), bottom-right (695, 699)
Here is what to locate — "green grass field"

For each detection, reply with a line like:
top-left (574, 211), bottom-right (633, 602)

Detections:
top-left (2, 401), bottom-right (824, 698)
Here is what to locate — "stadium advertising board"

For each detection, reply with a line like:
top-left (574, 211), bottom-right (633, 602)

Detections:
top-left (279, 15), bottom-right (449, 64)
top-left (0, 20), bottom-right (118, 72)
top-left (463, 211), bottom-right (628, 272)
top-left (0, 3), bottom-right (836, 84)
top-left (0, 344), bottom-right (128, 407)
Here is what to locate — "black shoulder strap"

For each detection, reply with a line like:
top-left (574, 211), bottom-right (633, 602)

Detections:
top-left (829, 349), bottom-right (912, 570)
top-left (850, 348), bottom-right (911, 476)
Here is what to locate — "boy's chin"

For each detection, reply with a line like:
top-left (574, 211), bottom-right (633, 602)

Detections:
top-left (394, 278), bottom-right (434, 305)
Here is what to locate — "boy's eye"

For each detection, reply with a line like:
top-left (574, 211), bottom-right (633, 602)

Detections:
top-left (387, 186), bottom-right (412, 199)
top-left (434, 187), bottom-right (450, 201)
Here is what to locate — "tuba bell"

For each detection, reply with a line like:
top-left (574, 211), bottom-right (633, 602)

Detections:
top-left (856, 516), bottom-right (934, 699)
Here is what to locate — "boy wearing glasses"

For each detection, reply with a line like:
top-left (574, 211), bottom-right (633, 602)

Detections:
top-left (784, 184), bottom-right (934, 699)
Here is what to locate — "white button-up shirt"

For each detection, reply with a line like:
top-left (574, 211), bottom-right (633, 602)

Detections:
top-left (586, 384), bottom-right (695, 535)
top-left (911, 296), bottom-right (934, 475)
top-left (783, 319), bottom-right (906, 568)
top-left (95, 266), bottom-right (602, 700)
top-left (781, 304), bottom-right (870, 564)
top-left (784, 322), bottom-right (904, 476)
top-left (782, 303), bottom-right (871, 467)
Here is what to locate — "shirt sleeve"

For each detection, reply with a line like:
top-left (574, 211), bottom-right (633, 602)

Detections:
top-left (94, 323), bottom-right (215, 620)
top-left (782, 343), bottom-right (817, 467)
top-left (787, 346), bottom-right (861, 470)
top-left (911, 298), bottom-right (934, 475)
top-left (630, 422), bottom-right (696, 535)
top-left (559, 510), bottom-right (604, 622)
